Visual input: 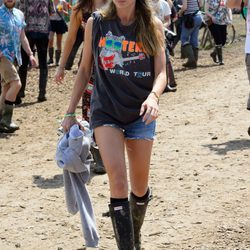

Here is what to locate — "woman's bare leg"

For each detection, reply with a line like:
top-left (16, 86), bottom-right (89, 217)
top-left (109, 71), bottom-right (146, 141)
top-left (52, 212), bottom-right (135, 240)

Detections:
top-left (94, 126), bottom-right (128, 198)
top-left (126, 139), bottom-right (153, 196)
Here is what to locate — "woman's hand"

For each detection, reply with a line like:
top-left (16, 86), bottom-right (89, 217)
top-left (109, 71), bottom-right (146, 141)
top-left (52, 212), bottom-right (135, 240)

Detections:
top-left (140, 93), bottom-right (159, 125)
top-left (61, 116), bottom-right (77, 133)
top-left (55, 67), bottom-right (65, 84)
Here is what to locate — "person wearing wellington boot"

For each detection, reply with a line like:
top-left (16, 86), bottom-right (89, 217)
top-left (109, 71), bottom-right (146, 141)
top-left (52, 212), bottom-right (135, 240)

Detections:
top-left (205, 0), bottom-right (232, 65)
top-left (59, 0), bottom-right (166, 248)
top-left (178, 0), bottom-right (203, 68)
top-left (55, 0), bottom-right (107, 175)
top-left (48, 0), bottom-right (69, 66)
top-left (0, 0), bottom-right (37, 133)
top-left (17, 0), bottom-right (55, 103)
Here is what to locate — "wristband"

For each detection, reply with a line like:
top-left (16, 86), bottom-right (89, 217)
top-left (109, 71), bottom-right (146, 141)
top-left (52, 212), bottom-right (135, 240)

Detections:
top-left (64, 113), bottom-right (76, 118)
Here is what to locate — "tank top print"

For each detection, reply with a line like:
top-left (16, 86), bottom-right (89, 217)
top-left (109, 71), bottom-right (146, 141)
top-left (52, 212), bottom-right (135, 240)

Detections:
top-left (90, 12), bottom-right (155, 128)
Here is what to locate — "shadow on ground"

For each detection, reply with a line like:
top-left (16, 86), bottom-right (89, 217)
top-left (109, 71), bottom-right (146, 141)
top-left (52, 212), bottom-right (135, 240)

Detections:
top-left (33, 174), bottom-right (63, 189)
top-left (203, 139), bottom-right (250, 155)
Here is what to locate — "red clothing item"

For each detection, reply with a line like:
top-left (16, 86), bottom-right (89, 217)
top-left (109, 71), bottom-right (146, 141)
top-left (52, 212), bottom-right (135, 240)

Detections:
top-left (82, 77), bottom-right (94, 122)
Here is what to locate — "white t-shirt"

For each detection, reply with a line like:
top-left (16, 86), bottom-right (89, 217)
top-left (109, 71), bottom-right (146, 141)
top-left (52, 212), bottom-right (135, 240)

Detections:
top-left (245, 0), bottom-right (250, 53)
top-left (151, 0), bottom-right (171, 23)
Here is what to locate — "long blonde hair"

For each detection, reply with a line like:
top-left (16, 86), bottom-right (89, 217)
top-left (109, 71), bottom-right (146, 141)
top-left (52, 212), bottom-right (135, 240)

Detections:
top-left (100, 0), bottom-right (164, 56)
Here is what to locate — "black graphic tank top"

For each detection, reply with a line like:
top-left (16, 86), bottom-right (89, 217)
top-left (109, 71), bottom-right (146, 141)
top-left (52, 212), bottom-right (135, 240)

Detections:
top-left (90, 12), bottom-right (155, 128)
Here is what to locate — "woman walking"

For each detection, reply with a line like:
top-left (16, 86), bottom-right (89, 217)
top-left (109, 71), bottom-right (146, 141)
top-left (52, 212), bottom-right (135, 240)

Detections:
top-left (48, 0), bottom-right (69, 66)
top-left (178, 0), bottom-right (203, 68)
top-left (57, 0), bottom-right (166, 248)
top-left (55, 0), bottom-right (107, 174)
top-left (205, 0), bottom-right (232, 65)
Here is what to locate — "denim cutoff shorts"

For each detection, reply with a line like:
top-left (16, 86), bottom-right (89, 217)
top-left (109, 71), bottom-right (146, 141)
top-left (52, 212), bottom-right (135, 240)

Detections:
top-left (102, 117), bottom-right (156, 141)
top-left (102, 117), bottom-right (156, 140)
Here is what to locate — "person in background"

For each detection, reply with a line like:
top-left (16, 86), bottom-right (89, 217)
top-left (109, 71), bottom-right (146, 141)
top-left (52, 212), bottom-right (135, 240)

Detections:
top-left (172, 0), bottom-right (183, 49)
top-left (64, 0), bottom-right (84, 70)
top-left (178, 0), bottom-right (203, 68)
top-left (0, 0), bottom-right (37, 133)
top-left (58, 0), bottom-right (166, 248)
top-left (55, 0), bottom-right (107, 174)
top-left (17, 0), bottom-right (55, 103)
top-left (205, 0), bottom-right (232, 65)
top-left (227, 0), bottom-right (250, 112)
top-left (47, 0), bottom-right (69, 66)
top-left (151, 0), bottom-right (177, 92)
top-left (167, 0), bottom-right (178, 32)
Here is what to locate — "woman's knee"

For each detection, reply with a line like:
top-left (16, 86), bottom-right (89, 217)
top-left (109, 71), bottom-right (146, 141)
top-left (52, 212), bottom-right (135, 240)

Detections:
top-left (111, 177), bottom-right (128, 191)
top-left (108, 170), bottom-right (128, 197)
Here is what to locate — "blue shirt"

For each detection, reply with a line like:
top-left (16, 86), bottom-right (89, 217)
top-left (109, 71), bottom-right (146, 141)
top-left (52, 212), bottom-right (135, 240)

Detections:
top-left (0, 5), bottom-right (26, 65)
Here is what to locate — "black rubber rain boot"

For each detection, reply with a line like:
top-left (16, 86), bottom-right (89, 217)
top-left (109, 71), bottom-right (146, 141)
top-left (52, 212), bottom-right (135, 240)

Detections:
top-left (182, 44), bottom-right (196, 68)
top-left (192, 47), bottom-right (199, 65)
top-left (0, 103), bottom-right (19, 133)
top-left (217, 46), bottom-right (224, 65)
top-left (55, 49), bottom-right (61, 66)
top-left (210, 47), bottom-right (218, 63)
top-left (15, 66), bottom-right (28, 105)
top-left (109, 201), bottom-right (134, 250)
top-left (18, 66), bottom-right (27, 98)
top-left (165, 61), bottom-right (177, 92)
top-left (47, 47), bottom-right (54, 65)
top-left (130, 189), bottom-right (152, 250)
top-left (180, 45), bottom-right (187, 59)
top-left (38, 68), bottom-right (48, 102)
top-left (90, 145), bottom-right (106, 174)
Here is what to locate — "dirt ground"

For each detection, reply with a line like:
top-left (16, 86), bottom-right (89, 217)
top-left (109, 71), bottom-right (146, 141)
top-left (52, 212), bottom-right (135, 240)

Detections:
top-left (0, 15), bottom-right (250, 250)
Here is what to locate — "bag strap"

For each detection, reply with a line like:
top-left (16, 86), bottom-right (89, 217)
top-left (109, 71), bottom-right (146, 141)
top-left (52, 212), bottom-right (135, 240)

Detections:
top-left (56, 9), bottom-right (65, 21)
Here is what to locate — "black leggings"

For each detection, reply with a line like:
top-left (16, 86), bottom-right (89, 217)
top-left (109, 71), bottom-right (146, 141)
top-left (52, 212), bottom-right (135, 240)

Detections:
top-left (208, 23), bottom-right (227, 46)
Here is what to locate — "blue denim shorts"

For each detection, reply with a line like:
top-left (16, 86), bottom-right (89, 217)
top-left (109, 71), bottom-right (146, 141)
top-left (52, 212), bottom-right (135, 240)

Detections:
top-left (103, 117), bottom-right (156, 140)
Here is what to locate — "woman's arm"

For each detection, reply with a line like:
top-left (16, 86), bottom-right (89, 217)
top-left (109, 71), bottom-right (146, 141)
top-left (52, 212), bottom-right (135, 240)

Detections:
top-left (199, 0), bottom-right (203, 8)
top-left (63, 0), bottom-right (69, 16)
top-left (61, 17), bottom-right (94, 131)
top-left (204, 0), bottom-right (213, 19)
top-left (163, 0), bottom-right (172, 27)
top-left (178, 0), bottom-right (187, 16)
top-left (59, 8), bottom-right (82, 69)
top-left (163, 15), bottom-right (171, 28)
top-left (140, 19), bottom-right (167, 124)
top-left (55, 8), bottom-right (82, 82)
